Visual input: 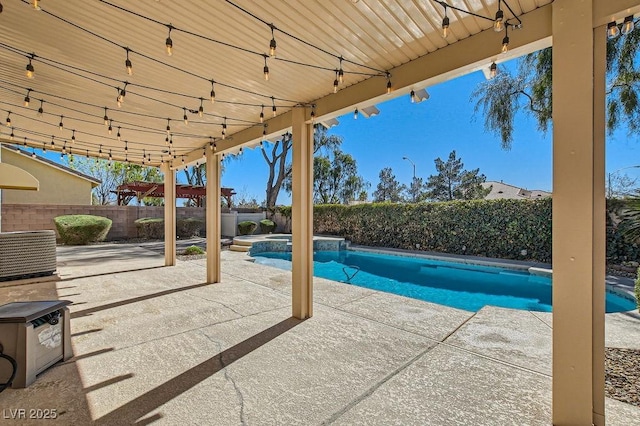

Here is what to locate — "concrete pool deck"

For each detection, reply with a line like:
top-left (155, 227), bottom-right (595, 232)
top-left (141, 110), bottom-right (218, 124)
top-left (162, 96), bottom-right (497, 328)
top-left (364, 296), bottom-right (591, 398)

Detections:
top-left (0, 242), bottom-right (638, 425)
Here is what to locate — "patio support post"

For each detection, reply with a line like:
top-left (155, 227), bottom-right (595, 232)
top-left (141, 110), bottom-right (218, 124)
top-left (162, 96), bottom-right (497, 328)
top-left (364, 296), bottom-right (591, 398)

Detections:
top-left (291, 106), bottom-right (313, 319)
top-left (162, 162), bottom-right (176, 266)
top-left (551, 1), bottom-right (606, 424)
top-left (205, 149), bottom-right (221, 283)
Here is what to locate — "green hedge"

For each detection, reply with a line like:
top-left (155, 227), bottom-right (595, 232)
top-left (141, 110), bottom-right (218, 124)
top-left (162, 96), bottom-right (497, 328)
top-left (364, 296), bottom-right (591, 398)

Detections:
top-left (238, 221), bottom-right (258, 235)
top-left (54, 215), bottom-right (112, 245)
top-left (314, 199), bottom-right (553, 262)
top-left (260, 219), bottom-right (276, 234)
top-left (177, 218), bottom-right (205, 238)
top-left (135, 217), bottom-right (206, 239)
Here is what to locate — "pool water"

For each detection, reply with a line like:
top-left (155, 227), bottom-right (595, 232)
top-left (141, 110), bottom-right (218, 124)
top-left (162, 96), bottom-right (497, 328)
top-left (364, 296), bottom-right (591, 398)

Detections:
top-left (251, 250), bottom-right (637, 313)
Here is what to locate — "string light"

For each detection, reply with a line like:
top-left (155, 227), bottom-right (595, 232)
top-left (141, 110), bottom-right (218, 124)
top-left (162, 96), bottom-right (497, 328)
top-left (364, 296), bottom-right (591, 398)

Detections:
top-left (165, 25), bottom-right (174, 56)
top-left (124, 140), bottom-right (128, 152)
top-left (310, 105), bottom-right (316, 123)
top-left (501, 25), bottom-right (510, 53)
top-left (621, 16), bottom-right (635, 35)
top-left (25, 55), bottom-right (35, 79)
top-left (98, 144), bottom-right (103, 157)
top-left (198, 98), bottom-right (204, 117)
top-left (354, 108), bottom-right (358, 119)
top-left (442, 5), bottom-right (450, 38)
top-left (50, 135), bottom-right (55, 148)
top-left (165, 135), bottom-right (169, 145)
top-left (32, 148), bottom-right (36, 158)
top-left (86, 149), bottom-right (89, 159)
top-left (271, 97), bottom-right (276, 117)
top-left (108, 119), bottom-right (113, 135)
top-left (386, 74), bottom-right (392, 94)
top-left (494, 0), bottom-right (504, 32)
top-left (58, 115), bottom-right (64, 131)
top-left (210, 80), bottom-right (216, 103)
top-left (222, 117), bottom-right (227, 139)
top-left (202, 146), bottom-right (206, 158)
top-left (108, 149), bottom-right (112, 166)
top-left (338, 57), bottom-right (344, 84)
top-left (5, 111), bottom-right (11, 126)
top-left (32, 0), bottom-right (40, 11)
top-left (117, 82), bottom-right (127, 107)
top-left (23, 136), bottom-right (28, 147)
top-left (263, 56), bottom-right (270, 81)
top-left (183, 107), bottom-right (188, 125)
top-left (269, 24), bottom-right (277, 57)
top-left (259, 105), bottom-right (264, 123)
top-left (410, 90), bottom-right (416, 103)
top-left (489, 62), bottom-right (498, 78)
top-left (24, 89), bottom-right (31, 107)
top-left (117, 126), bottom-right (121, 141)
top-left (9, 128), bottom-right (14, 140)
top-left (37, 100), bottom-right (44, 116)
top-left (42, 141), bottom-right (46, 153)
top-left (103, 107), bottom-right (109, 126)
top-left (125, 48), bottom-right (133, 75)
top-left (62, 141), bottom-right (67, 154)
top-left (333, 71), bottom-right (339, 93)
top-left (71, 129), bottom-right (76, 142)
top-left (262, 124), bottom-right (267, 141)
top-left (166, 118), bottom-right (171, 135)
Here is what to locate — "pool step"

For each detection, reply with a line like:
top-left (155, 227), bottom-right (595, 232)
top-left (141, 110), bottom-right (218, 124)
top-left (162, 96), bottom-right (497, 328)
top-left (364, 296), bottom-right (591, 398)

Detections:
top-left (229, 244), bottom-right (251, 252)
top-left (232, 238), bottom-right (254, 247)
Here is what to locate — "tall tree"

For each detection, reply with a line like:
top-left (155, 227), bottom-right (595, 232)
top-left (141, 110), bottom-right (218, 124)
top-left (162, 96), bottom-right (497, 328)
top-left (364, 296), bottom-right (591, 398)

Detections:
top-left (472, 26), bottom-right (640, 149)
top-left (69, 156), bottom-right (162, 205)
top-left (425, 150), bottom-right (490, 201)
top-left (373, 167), bottom-right (406, 202)
top-left (313, 148), bottom-right (368, 204)
top-left (407, 176), bottom-right (428, 203)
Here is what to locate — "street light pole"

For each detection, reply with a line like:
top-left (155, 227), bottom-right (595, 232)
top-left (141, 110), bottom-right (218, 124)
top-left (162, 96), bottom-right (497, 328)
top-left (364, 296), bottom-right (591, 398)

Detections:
top-left (402, 156), bottom-right (416, 202)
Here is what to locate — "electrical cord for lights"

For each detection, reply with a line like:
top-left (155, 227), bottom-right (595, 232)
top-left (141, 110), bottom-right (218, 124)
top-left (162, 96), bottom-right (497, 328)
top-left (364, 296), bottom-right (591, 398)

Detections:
top-left (0, 343), bottom-right (17, 393)
top-left (432, 0), bottom-right (522, 26)
top-left (18, 0), bottom-right (307, 105)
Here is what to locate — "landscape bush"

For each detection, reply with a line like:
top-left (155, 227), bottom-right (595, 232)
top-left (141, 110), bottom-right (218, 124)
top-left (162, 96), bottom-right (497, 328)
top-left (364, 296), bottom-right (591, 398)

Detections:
top-left (183, 245), bottom-right (205, 255)
top-left (135, 217), bottom-right (164, 239)
top-left (177, 218), bottom-right (205, 238)
top-left (54, 214), bottom-right (112, 245)
top-left (259, 219), bottom-right (276, 234)
top-left (238, 220), bottom-right (258, 235)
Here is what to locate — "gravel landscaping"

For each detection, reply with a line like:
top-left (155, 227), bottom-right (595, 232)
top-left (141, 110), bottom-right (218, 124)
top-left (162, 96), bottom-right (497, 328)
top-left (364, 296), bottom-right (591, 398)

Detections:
top-left (606, 347), bottom-right (640, 407)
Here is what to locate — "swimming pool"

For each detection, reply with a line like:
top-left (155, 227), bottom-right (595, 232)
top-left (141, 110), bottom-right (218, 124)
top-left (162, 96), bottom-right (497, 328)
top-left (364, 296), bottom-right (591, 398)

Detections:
top-left (250, 250), bottom-right (637, 313)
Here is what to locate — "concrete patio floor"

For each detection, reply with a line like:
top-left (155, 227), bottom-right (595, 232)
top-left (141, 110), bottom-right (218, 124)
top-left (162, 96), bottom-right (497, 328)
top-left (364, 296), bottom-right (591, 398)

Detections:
top-left (0, 242), bottom-right (639, 425)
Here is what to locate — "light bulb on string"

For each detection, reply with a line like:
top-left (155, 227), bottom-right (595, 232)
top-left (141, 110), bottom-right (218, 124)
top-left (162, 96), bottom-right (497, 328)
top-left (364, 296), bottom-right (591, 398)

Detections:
top-left (50, 135), bottom-right (55, 148)
top-left (607, 21), bottom-right (621, 39)
top-left (338, 57), bottom-right (344, 84)
top-left (32, 148), bottom-right (36, 158)
top-left (98, 144), bottom-right (103, 158)
top-left (410, 90), bottom-right (416, 103)
top-left (25, 55), bottom-right (35, 79)
top-left (386, 74), bottom-right (392, 94)
top-left (222, 117), bottom-right (227, 140)
top-left (202, 147), bottom-right (206, 158)
top-left (269, 24), bottom-right (277, 57)
top-left (9, 128), bottom-right (14, 141)
top-left (183, 107), bottom-right (188, 125)
top-left (494, 1), bottom-right (504, 32)
top-left (263, 56), bottom-right (270, 81)
top-left (58, 115), bottom-right (64, 131)
top-left (166, 118), bottom-right (171, 135)
top-left (621, 16), bottom-right (635, 35)
top-left (71, 129), bottom-right (76, 143)
top-left (165, 135), bottom-right (169, 145)
top-left (117, 126), bottom-right (121, 142)
top-left (62, 141), bottom-right (67, 154)
top-left (42, 142), bottom-right (46, 153)
top-left (24, 89), bottom-right (31, 107)
top-left (271, 97), bottom-right (276, 117)
top-left (125, 48), bottom-right (133, 75)
top-left (262, 125), bottom-right (267, 141)
top-left (37, 100), bottom-right (44, 116)
top-left (32, 0), bottom-right (40, 11)
top-left (108, 120), bottom-right (113, 135)
top-left (85, 150), bottom-right (89, 159)
top-left (198, 98), bottom-right (204, 117)
top-left (501, 26), bottom-right (509, 54)
top-left (354, 108), bottom-right (358, 120)
top-left (103, 107), bottom-right (109, 126)
top-left (124, 140), bottom-right (128, 152)
top-left (165, 25), bottom-right (173, 56)
top-left (23, 136), bottom-right (27, 147)
top-left (5, 111), bottom-right (11, 126)
top-left (210, 80), bottom-right (216, 103)
top-left (117, 83), bottom-right (127, 107)
top-left (442, 5), bottom-right (450, 38)
top-left (489, 62), bottom-right (498, 78)
top-left (333, 71), bottom-right (339, 93)
top-left (259, 105), bottom-right (264, 123)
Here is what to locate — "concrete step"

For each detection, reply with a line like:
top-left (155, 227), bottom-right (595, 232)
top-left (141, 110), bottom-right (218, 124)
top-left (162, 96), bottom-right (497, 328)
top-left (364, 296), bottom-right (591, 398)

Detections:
top-left (232, 238), bottom-right (255, 247)
top-left (229, 244), bottom-right (251, 252)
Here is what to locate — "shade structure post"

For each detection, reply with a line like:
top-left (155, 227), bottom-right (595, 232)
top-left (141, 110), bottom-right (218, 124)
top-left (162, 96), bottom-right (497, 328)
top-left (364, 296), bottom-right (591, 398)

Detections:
top-left (206, 149), bottom-right (221, 283)
top-left (161, 162), bottom-right (176, 267)
top-left (551, 1), bottom-right (606, 424)
top-left (291, 107), bottom-right (313, 319)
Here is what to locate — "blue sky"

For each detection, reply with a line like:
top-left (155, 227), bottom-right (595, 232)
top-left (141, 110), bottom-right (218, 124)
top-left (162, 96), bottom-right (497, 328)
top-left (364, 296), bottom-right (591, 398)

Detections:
top-left (216, 62), bottom-right (640, 205)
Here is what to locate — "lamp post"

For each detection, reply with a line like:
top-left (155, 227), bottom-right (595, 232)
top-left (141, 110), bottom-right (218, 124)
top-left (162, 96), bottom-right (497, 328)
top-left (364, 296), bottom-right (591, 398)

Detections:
top-left (607, 165), bottom-right (640, 198)
top-left (402, 156), bottom-right (416, 202)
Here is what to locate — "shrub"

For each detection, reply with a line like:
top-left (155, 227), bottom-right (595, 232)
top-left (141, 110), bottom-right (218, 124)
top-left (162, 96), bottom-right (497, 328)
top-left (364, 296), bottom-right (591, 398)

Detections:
top-left (183, 245), bottom-right (205, 255)
top-left (177, 218), bottom-right (205, 238)
top-left (54, 215), bottom-right (112, 245)
top-left (135, 217), bottom-right (164, 239)
top-left (259, 219), bottom-right (276, 234)
top-left (238, 220), bottom-right (258, 235)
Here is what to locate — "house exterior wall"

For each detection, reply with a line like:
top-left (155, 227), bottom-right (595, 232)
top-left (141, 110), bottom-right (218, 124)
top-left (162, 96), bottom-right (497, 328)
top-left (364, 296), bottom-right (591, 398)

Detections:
top-left (0, 148), bottom-right (94, 205)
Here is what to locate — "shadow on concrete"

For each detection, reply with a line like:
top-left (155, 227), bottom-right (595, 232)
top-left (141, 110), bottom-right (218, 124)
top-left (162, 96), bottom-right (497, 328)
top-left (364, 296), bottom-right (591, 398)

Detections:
top-left (59, 265), bottom-right (167, 282)
top-left (93, 317), bottom-right (303, 425)
top-left (71, 282), bottom-right (216, 318)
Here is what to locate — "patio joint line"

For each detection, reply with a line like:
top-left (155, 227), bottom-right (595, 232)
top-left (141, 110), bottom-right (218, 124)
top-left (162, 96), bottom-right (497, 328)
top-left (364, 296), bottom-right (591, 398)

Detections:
top-left (529, 311), bottom-right (553, 330)
top-left (335, 290), bottom-right (380, 308)
top-left (440, 311), bottom-right (478, 342)
top-left (321, 344), bottom-right (439, 425)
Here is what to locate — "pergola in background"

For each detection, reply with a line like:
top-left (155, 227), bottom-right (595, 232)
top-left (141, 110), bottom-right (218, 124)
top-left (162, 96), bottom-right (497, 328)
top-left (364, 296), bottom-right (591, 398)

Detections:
top-left (113, 181), bottom-right (235, 207)
top-left (0, 1), bottom-right (638, 424)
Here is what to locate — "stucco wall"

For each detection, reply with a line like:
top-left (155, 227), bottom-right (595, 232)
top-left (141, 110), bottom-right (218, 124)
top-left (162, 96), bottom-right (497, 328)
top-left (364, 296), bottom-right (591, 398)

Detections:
top-left (1, 148), bottom-right (94, 205)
